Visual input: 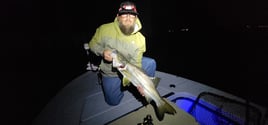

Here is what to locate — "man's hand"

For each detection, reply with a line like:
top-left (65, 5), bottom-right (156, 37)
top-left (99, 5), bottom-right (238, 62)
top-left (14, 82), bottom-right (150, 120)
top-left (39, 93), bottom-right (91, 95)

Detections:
top-left (103, 49), bottom-right (112, 62)
top-left (137, 86), bottom-right (145, 96)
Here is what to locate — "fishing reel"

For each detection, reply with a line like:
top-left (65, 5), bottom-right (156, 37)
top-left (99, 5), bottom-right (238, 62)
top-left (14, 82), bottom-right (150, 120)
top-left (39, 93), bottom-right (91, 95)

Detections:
top-left (137, 114), bottom-right (154, 125)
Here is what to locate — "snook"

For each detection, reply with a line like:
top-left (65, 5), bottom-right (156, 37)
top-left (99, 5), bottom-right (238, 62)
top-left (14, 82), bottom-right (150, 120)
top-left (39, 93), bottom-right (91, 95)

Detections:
top-left (111, 50), bottom-right (176, 121)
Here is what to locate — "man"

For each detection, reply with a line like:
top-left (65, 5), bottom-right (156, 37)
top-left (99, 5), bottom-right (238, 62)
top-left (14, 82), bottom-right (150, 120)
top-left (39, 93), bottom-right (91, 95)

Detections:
top-left (88, 1), bottom-right (156, 106)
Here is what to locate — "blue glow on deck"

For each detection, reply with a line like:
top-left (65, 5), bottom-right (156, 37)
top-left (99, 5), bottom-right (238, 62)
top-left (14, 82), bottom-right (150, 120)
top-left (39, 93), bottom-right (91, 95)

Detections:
top-left (173, 97), bottom-right (244, 125)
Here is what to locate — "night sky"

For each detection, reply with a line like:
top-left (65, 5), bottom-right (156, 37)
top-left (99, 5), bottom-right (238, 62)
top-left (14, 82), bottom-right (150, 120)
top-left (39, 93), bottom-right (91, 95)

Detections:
top-left (3, 0), bottom-right (268, 125)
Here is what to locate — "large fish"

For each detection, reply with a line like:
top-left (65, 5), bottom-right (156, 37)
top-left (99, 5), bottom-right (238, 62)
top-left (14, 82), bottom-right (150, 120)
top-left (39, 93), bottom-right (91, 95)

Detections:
top-left (110, 49), bottom-right (177, 121)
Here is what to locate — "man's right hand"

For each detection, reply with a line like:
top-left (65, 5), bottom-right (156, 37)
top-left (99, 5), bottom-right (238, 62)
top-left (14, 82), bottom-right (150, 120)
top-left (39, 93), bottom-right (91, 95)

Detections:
top-left (103, 49), bottom-right (113, 62)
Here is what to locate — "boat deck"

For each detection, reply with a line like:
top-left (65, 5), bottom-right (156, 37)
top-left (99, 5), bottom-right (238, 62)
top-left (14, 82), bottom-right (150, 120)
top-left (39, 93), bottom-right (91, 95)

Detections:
top-left (32, 71), bottom-right (268, 125)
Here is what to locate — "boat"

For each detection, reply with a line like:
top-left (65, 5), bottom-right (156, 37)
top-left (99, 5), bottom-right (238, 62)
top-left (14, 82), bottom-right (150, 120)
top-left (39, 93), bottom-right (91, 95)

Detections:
top-left (32, 64), bottom-right (268, 125)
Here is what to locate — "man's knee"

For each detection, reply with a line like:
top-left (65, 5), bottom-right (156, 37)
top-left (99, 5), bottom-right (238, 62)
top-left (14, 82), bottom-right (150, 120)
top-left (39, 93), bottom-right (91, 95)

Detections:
top-left (142, 57), bottom-right (156, 77)
top-left (105, 98), bottom-right (121, 106)
top-left (143, 57), bottom-right (156, 67)
top-left (104, 91), bottom-right (123, 106)
top-left (149, 58), bottom-right (156, 66)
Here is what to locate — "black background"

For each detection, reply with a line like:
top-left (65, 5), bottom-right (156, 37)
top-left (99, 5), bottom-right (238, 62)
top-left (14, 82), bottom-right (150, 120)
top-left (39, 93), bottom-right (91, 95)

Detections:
top-left (2, 0), bottom-right (268, 125)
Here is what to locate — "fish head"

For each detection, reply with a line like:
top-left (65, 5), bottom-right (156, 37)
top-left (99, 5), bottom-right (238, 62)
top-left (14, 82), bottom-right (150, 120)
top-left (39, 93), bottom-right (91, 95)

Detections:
top-left (111, 49), bottom-right (127, 70)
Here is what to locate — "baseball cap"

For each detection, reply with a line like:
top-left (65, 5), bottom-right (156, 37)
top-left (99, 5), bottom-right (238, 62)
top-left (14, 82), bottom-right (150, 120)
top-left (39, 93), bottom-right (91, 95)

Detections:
top-left (118, 1), bottom-right (139, 15)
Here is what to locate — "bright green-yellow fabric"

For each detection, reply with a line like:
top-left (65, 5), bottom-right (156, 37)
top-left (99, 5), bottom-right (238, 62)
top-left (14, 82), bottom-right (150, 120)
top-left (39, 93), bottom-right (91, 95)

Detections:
top-left (89, 17), bottom-right (145, 86)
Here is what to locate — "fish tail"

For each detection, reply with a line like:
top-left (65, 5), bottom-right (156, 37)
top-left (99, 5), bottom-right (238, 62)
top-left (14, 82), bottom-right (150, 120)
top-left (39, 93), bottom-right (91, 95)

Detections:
top-left (155, 99), bottom-right (177, 121)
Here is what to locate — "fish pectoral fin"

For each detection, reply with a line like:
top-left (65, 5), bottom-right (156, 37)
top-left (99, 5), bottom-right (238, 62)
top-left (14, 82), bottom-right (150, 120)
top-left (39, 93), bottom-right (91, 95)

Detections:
top-left (150, 77), bottom-right (161, 88)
